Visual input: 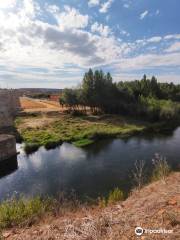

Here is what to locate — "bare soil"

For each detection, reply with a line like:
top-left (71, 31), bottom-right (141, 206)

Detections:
top-left (3, 172), bottom-right (180, 240)
top-left (20, 97), bottom-right (63, 112)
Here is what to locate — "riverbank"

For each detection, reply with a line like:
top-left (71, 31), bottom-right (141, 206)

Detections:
top-left (15, 112), bottom-right (180, 153)
top-left (15, 113), bottom-right (147, 152)
top-left (1, 172), bottom-right (179, 239)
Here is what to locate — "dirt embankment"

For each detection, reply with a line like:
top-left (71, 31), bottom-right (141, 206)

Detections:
top-left (3, 172), bottom-right (180, 240)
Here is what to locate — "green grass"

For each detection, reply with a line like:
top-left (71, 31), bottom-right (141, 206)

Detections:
top-left (107, 187), bottom-right (124, 204)
top-left (0, 197), bottom-right (52, 229)
top-left (73, 138), bottom-right (95, 147)
top-left (0, 187), bottom-right (125, 230)
top-left (16, 114), bottom-right (146, 152)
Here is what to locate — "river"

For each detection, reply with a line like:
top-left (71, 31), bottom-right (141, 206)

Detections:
top-left (0, 128), bottom-right (180, 201)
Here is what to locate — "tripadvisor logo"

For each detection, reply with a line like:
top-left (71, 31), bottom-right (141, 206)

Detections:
top-left (135, 227), bottom-right (144, 236)
top-left (135, 226), bottom-right (173, 236)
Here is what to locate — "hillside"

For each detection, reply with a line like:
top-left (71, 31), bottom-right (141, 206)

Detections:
top-left (2, 172), bottom-right (179, 240)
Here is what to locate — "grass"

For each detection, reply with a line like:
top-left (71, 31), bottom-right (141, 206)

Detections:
top-left (0, 197), bottom-right (52, 229)
top-left (151, 154), bottom-right (171, 182)
top-left (0, 187), bottom-right (125, 231)
top-left (15, 114), bottom-right (146, 152)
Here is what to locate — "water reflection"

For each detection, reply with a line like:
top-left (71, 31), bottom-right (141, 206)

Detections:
top-left (0, 128), bottom-right (179, 201)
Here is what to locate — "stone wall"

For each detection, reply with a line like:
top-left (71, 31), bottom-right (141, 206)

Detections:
top-left (0, 135), bottom-right (17, 162)
top-left (0, 89), bottom-right (21, 128)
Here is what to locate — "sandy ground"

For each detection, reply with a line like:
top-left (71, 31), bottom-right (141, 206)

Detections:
top-left (20, 97), bottom-right (63, 112)
top-left (2, 172), bottom-right (180, 240)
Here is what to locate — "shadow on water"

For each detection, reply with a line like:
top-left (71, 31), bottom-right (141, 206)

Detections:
top-left (0, 156), bottom-right (18, 178)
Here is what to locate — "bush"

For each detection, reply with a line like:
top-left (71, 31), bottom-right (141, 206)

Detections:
top-left (107, 188), bottom-right (124, 204)
top-left (151, 154), bottom-right (171, 181)
top-left (24, 143), bottom-right (40, 154)
top-left (132, 159), bottom-right (146, 190)
top-left (0, 197), bottom-right (51, 229)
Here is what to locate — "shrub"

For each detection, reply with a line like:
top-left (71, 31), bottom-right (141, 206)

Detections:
top-left (0, 197), bottom-right (51, 229)
top-left (24, 143), bottom-right (40, 154)
top-left (151, 154), bottom-right (171, 181)
top-left (107, 188), bottom-right (124, 204)
top-left (132, 159), bottom-right (146, 190)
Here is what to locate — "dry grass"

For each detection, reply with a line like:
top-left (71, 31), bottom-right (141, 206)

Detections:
top-left (3, 172), bottom-right (179, 240)
top-left (20, 97), bottom-right (62, 112)
top-left (20, 97), bottom-right (47, 110)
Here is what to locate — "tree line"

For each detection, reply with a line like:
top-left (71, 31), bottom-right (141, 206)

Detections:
top-left (60, 69), bottom-right (180, 122)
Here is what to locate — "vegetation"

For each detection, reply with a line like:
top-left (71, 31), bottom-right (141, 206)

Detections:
top-left (132, 159), bottom-right (146, 190)
top-left (131, 154), bottom-right (171, 190)
top-left (107, 188), bottom-right (124, 204)
top-left (16, 114), bottom-right (145, 152)
top-left (60, 70), bottom-right (180, 122)
top-left (15, 70), bottom-right (180, 151)
top-left (0, 197), bottom-right (51, 229)
top-left (151, 154), bottom-right (171, 181)
top-left (0, 155), bottom-right (173, 230)
top-left (0, 187), bottom-right (125, 231)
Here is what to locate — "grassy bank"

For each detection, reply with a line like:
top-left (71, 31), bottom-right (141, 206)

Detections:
top-left (15, 114), bottom-right (146, 153)
top-left (0, 188), bottom-right (125, 230)
top-left (0, 163), bottom-right (176, 232)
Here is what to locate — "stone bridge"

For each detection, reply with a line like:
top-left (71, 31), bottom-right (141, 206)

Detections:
top-left (0, 90), bottom-right (21, 162)
top-left (0, 89), bottom-right (21, 130)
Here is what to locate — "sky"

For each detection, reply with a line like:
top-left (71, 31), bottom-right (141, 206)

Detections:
top-left (0, 0), bottom-right (180, 88)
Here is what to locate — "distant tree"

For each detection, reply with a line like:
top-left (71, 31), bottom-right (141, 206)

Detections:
top-left (60, 89), bottom-right (78, 110)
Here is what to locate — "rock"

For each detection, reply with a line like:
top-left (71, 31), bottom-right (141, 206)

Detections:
top-left (3, 232), bottom-right (11, 238)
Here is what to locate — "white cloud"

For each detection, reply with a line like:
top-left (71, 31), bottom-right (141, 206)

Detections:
top-left (147, 36), bottom-right (162, 43)
top-left (123, 4), bottom-right (129, 8)
top-left (91, 22), bottom-right (111, 37)
top-left (46, 4), bottom-right (60, 14)
top-left (100, 0), bottom-right (114, 13)
top-left (120, 30), bottom-right (130, 37)
top-left (0, 0), bottom-right (16, 9)
top-left (114, 52), bottom-right (180, 71)
top-left (164, 34), bottom-right (180, 40)
top-left (0, 0), bottom-right (180, 87)
top-left (165, 42), bottom-right (180, 53)
top-left (88, 0), bottom-right (100, 7)
top-left (140, 10), bottom-right (148, 20)
top-left (48, 5), bottom-right (89, 30)
top-left (155, 9), bottom-right (160, 15)
top-left (113, 73), bottom-right (180, 84)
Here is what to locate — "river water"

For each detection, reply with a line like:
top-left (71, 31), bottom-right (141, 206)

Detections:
top-left (0, 128), bottom-right (180, 201)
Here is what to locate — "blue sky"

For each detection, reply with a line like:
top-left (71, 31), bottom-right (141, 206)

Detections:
top-left (0, 0), bottom-right (180, 88)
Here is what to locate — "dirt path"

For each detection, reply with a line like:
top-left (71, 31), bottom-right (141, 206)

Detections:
top-left (3, 172), bottom-right (180, 240)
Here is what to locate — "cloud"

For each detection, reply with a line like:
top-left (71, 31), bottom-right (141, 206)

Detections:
top-left (0, 0), bottom-right (180, 87)
top-left (120, 30), bottom-right (130, 37)
top-left (123, 4), bottom-right (129, 8)
top-left (147, 36), bottom-right (162, 43)
top-left (46, 4), bottom-right (59, 14)
top-left (155, 9), bottom-right (160, 15)
top-left (165, 42), bottom-right (180, 53)
top-left (114, 52), bottom-right (180, 71)
top-left (0, 0), bottom-right (16, 9)
top-left (0, 0), bottom-right (124, 73)
top-left (123, 0), bottom-right (132, 8)
top-left (91, 22), bottom-right (111, 37)
top-left (47, 5), bottom-right (89, 30)
top-left (113, 73), bottom-right (180, 84)
top-left (88, 0), bottom-right (100, 7)
top-left (100, 0), bottom-right (114, 13)
top-left (140, 10), bottom-right (148, 20)
top-left (164, 34), bottom-right (180, 40)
